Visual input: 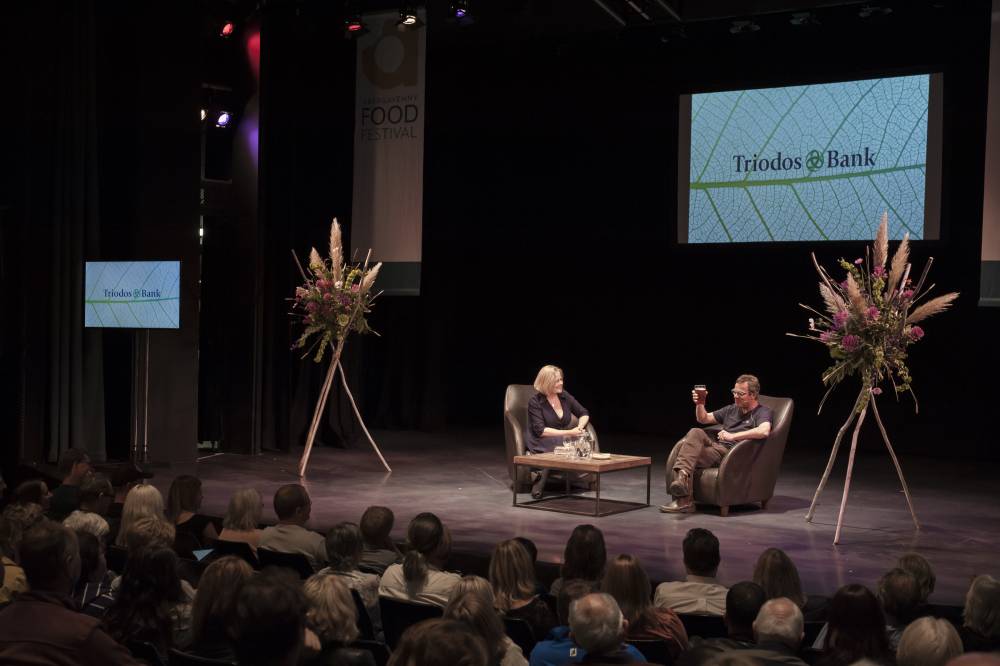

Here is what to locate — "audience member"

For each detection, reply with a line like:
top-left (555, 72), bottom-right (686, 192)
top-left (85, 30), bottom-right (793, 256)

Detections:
top-left (259, 484), bottom-right (327, 570)
top-left (740, 597), bottom-right (807, 666)
top-left (359, 505), bottom-right (402, 574)
top-left (817, 584), bottom-right (892, 666)
top-left (0, 515), bottom-right (29, 604)
top-left (961, 575), bottom-right (1000, 653)
top-left (570, 592), bottom-right (654, 664)
top-left (897, 617), bottom-right (963, 666)
top-left (102, 546), bottom-right (195, 654)
top-left (301, 572), bottom-right (377, 666)
top-left (879, 567), bottom-right (922, 650)
top-left (677, 582), bottom-right (767, 666)
top-left (0, 520), bottom-right (140, 664)
top-left (13, 479), bottom-right (51, 510)
top-left (167, 474), bottom-right (219, 547)
top-left (753, 548), bottom-right (829, 621)
top-left (514, 536), bottom-right (545, 594)
top-left (320, 521), bottom-right (382, 636)
top-left (218, 487), bottom-right (263, 552)
top-left (946, 655), bottom-right (1000, 666)
top-left (654, 528), bottom-right (728, 616)
top-left (64, 474), bottom-right (114, 541)
top-left (897, 554), bottom-right (936, 609)
top-left (189, 555), bottom-right (254, 662)
top-left (491, 538), bottom-right (558, 641)
top-left (108, 462), bottom-right (153, 519)
top-left (380, 512), bottom-right (460, 607)
top-left (115, 484), bottom-right (165, 547)
top-left (388, 618), bottom-right (490, 666)
top-left (48, 447), bottom-right (93, 521)
top-left (550, 525), bottom-right (607, 598)
top-left (446, 586), bottom-right (528, 666)
top-left (231, 569), bottom-right (311, 666)
top-left (602, 553), bottom-right (688, 658)
top-left (531, 580), bottom-right (647, 666)
top-left (73, 529), bottom-right (116, 612)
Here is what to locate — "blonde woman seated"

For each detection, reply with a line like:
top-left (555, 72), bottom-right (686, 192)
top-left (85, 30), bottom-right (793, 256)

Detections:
top-left (302, 573), bottom-right (376, 666)
top-left (114, 483), bottom-right (165, 547)
top-left (525, 365), bottom-right (591, 498)
top-left (217, 488), bottom-right (263, 553)
top-left (319, 522), bottom-right (382, 638)
top-left (379, 512), bottom-right (460, 607)
top-left (601, 554), bottom-right (688, 659)
top-left (490, 539), bottom-right (557, 643)
top-left (445, 577), bottom-right (528, 666)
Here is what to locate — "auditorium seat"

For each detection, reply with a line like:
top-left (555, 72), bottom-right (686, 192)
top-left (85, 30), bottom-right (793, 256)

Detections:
top-left (257, 548), bottom-right (314, 579)
top-left (677, 613), bottom-right (727, 639)
top-left (351, 589), bottom-right (375, 641)
top-left (379, 596), bottom-right (443, 649)
top-left (503, 616), bottom-right (537, 656)
top-left (208, 539), bottom-right (260, 569)
top-left (168, 648), bottom-right (236, 665)
top-left (665, 395), bottom-right (794, 516)
top-left (629, 639), bottom-right (675, 665)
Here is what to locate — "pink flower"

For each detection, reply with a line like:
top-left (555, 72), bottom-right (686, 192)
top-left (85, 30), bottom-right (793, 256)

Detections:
top-left (854, 258), bottom-right (864, 265)
top-left (839, 279), bottom-right (850, 290)
top-left (351, 283), bottom-right (360, 293)
top-left (866, 306), bottom-right (880, 320)
top-left (841, 334), bottom-right (861, 352)
top-left (872, 266), bottom-right (886, 278)
top-left (833, 311), bottom-right (849, 329)
top-left (871, 387), bottom-right (883, 395)
top-left (306, 302), bottom-right (318, 312)
top-left (909, 326), bottom-right (925, 341)
top-left (900, 289), bottom-right (914, 300)
top-left (338, 294), bottom-right (352, 307)
top-left (820, 331), bottom-right (835, 343)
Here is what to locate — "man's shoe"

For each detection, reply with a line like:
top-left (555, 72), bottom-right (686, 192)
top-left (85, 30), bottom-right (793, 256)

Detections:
top-left (668, 470), bottom-right (691, 497)
top-left (659, 499), bottom-right (695, 514)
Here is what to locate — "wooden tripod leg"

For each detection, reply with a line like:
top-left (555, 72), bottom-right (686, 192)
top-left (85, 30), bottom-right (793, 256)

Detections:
top-left (298, 356), bottom-right (338, 477)
top-left (336, 361), bottom-right (391, 473)
top-left (834, 404), bottom-right (867, 544)
top-left (806, 387), bottom-right (865, 522)
top-left (870, 397), bottom-right (920, 530)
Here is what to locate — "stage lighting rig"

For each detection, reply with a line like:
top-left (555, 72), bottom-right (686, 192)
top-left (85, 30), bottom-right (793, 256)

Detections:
top-left (397, 3), bottom-right (424, 30)
top-left (220, 21), bottom-right (235, 37)
top-left (215, 111), bottom-right (232, 128)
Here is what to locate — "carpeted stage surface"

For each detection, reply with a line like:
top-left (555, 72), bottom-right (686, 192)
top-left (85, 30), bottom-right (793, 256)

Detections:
top-left (168, 428), bottom-right (998, 606)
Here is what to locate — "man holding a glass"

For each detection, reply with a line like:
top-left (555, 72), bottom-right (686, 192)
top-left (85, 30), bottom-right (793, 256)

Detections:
top-left (660, 374), bottom-right (773, 514)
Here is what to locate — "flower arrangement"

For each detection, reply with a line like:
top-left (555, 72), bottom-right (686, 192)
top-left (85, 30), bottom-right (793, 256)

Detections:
top-left (291, 219), bottom-right (381, 362)
top-left (791, 213), bottom-right (958, 413)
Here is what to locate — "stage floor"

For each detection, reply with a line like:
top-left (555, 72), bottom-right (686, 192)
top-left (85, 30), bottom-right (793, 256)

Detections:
top-left (173, 428), bottom-right (998, 606)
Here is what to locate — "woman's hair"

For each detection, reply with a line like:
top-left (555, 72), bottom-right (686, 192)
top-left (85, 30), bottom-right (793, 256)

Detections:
top-left (533, 365), bottom-right (564, 395)
top-left (388, 618), bottom-right (489, 666)
top-left (897, 553), bottom-right (936, 604)
top-left (124, 516), bottom-right (176, 555)
top-left (561, 524), bottom-right (606, 582)
top-left (752, 548), bottom-right (807, 607)
top-left (1, 501), bottom-right (45, 559)
top-left (402, 513), bottom-right (451, 588)
top-left (444, 590), bottom-right (508, 665)
top-left (963, 575), bottom-right (1000, 638)
top-left (449, 575), bottom-right (495, 607)
top-left (191, 556), bottom-right (254, 647)
top-left (166, 475), bottom-right (202, 522)
top-left (325, 522), bottom-right (364, 572)
top-left (103, 547), bottom-right (185, 654)
top-left (823, 584), bottom-right (891, 664)
top-left (601, 554), bottom-right (654, 627)
top-left (489, 539), bottom-right (537, 612)
top-left (64, 510), bottom-right (110, 541)
top-left (302, 572), bottom-right (360, 645)
top-left (14, 480), bottom-right (49, 506)
top-left (222, 488), bottom-right (261, 532)
top-left (360, 505), bottom-right (398, 551)
top-left (896, 616), bottom-right (963, 666)
top-left (116, 484), bottom-right (165, 547)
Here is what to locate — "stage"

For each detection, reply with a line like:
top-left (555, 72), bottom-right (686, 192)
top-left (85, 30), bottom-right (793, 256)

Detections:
top-left (173, 428), bottom-right (997, 607)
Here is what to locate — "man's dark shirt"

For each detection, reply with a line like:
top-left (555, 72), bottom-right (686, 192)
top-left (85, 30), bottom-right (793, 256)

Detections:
top-left (48, 484), bottom-right (80, 521)
top-left (711, 404), bottom-right (773, 447)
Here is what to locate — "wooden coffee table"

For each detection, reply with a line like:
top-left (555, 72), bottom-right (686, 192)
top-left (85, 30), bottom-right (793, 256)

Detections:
top-left (512, 453), bottom-right (652, 517)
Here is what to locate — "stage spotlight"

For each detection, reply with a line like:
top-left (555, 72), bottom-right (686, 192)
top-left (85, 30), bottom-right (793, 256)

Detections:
top-left (215, 111), bottom-right (232, 128)
top-left (344, 13), bottom-right (366, 35)
top-left (451, 0), bottom-right (469, 19)
top-left (220, 21), bottom-right (235, 37)
top-left (200, 109), bottom-right (207, 121)
top-left (397, 4), bottom-right (423, 29)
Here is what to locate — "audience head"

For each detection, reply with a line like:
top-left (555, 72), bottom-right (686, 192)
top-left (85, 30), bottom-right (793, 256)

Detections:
top-left (360, 505), bottom-right (396, 550)
top-left (601, 553), bottom-right (654, 626)
top-left (19, 520), bottom-right (80, 593)
top-left (223, 487), bottom-right (262, 532)
top-left (946, 655), bottom-right (1000, 666)
top-left (74, 529), bottom-right (106, 585)
top-left (709, 655), bottom-right (767, 666)
top-left (570, 592), bottom-right (626, 655)
top-left (116, 483), bottom-right (165, 547)
top-left (58, 447), bottom-right (92, 483)
top-left (534, 365), bottom-right (564, 395)
top-left (561, 524), bottom-right (607, 582)
top-left (63, 507), bottom-right (110, 541)
top-left (402, 512), bottom-right (451, 588)
top-left (963, 575), bottom-right (1000, 639)
top-left (824, 584), bottom-right (891, 663)
top-left (110, 462), bottom-right (152, 498)
top-left (897, 617), bottom-right (963, 666)
top-left (879, 567), bottom-right (922, 624)
top-left (514, 536), bottom-right (538, 564)
top-left (191, 556), bottom-right (254, 646)
top-left (273, 484), bottom-right (312, 525)
top-left (725, 581), bottom-right (767, 639)
top-left (105, 547), bottom-right (186, 651)
top-left (559, 579), bottom-right (598, 626)
top-left (489, 538), bottom-right (537, 611)
top-left (166, 474), bottom-right (203, 522)
top-left (448, 575), bottom-right (495, 606)
top-left (388, 618), bottom-right (489, 666)
top-left (232, 569), bottom-right (308, 666)
top-left (898, 553), bottom-right (936, 605)
top-left (78, 474), bottom-right (113, 512)
top-left (325, 522), bottom-right (364, 572)
top-left (683, 528), bottom-right (721, 577)
top-left (302, 572), bottom-right (360, 645)
top-left (753, 547), bottom-right (806, 607)
top-left (445, 588), bottom-right (508, 664)
top-left (124, 515), bottom-right (176, 556)
top-left (1, 501), bottom-right (45, 559)
top-left (754, 597), bottom-right (805, 650)
top-left (14, 479), bottom-right (51, 509)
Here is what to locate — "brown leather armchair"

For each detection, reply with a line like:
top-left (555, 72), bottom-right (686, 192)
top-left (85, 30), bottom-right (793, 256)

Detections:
top-left (664, 395), bottom-right (794, 516)
top-left (504, 384), bottom-right (600, 492)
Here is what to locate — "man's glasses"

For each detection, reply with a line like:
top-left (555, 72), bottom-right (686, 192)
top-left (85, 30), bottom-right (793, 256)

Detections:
top-left (731, 390), bottom-right (748, 397)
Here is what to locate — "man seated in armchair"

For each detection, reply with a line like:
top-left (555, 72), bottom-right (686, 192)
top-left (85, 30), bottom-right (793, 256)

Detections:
top-left (660, 374), bottom-right (772, 514)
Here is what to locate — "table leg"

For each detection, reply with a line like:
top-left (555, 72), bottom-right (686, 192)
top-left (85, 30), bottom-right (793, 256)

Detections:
top-left (595, 473), bottom-right (601, 516)
top-left (513, 463), bottom-right (518, 506)
top-left (646, 464), bottom-right (651, 506)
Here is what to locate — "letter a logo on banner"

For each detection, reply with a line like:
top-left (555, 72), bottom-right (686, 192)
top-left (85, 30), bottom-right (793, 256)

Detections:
top-left (352, 11), bottom-right (425, 295)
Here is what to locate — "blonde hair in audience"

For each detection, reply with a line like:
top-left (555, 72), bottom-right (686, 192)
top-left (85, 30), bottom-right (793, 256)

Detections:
top-left (124, 516), bottom-right (175, 554)
top-left (448, 575), bottom-right (495, 607)
top-left (115, 484), bottom-right (164, 547)
top-left (223, 488), bottom-right (262, 532)
top-left (896, 617), bottom-right (963, 666)
top-left (303, 572), bottom-right (360, 644)
top-left (444, 588), bottom-right (507, 665)
top-left (533, 365), bottom-right (563, 395)
top-left (489, 539), bottom-right (537, 612)
top-left (964, 574), bottom-right (1000, 638)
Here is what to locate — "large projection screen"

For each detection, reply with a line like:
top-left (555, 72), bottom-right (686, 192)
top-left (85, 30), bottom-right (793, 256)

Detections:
top-left (678, 73), bottom-right (943, 243)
